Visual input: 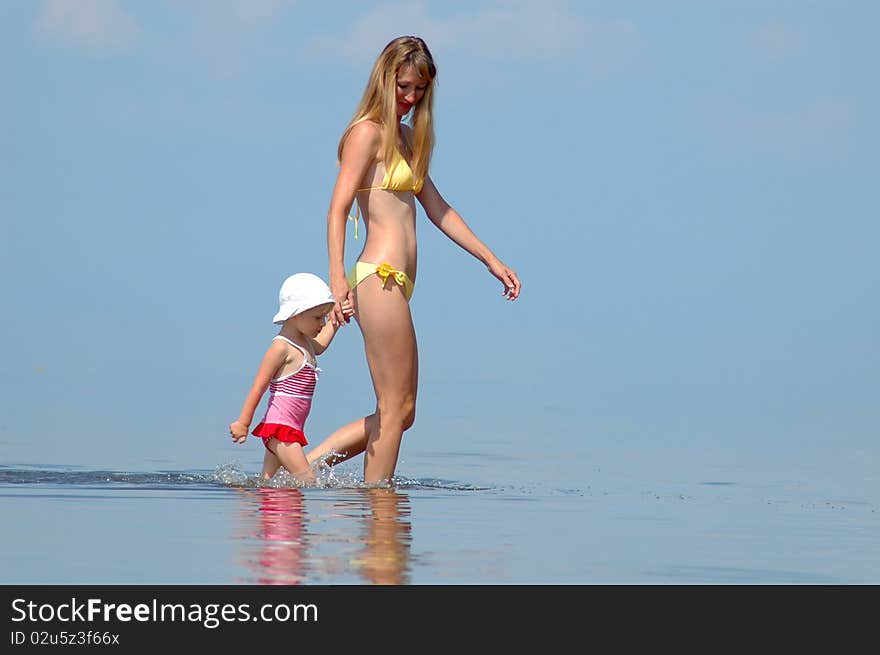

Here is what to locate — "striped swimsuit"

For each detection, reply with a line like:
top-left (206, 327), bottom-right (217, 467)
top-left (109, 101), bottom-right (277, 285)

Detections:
top-left (251, 336), bottom-right (320, 448)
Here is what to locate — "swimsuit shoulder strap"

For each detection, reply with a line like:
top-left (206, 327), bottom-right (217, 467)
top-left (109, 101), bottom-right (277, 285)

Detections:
top-left (272, 335), bottom-right (313, 362)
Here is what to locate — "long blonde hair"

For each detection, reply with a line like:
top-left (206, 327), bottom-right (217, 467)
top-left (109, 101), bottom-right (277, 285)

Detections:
top-left (337, 35), bottom-right (437, 184)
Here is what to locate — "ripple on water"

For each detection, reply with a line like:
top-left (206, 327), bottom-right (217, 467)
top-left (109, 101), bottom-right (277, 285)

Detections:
top-left (0, 462), bottom-right (492, 493)
top-left (0, 465), bottom-right (214, 488)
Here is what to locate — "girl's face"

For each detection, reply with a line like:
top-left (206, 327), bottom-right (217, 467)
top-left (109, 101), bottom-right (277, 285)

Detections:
top-left (396, 65), bottom-right (428, 118)
top-left (293, 305), bottom-right (331, 338)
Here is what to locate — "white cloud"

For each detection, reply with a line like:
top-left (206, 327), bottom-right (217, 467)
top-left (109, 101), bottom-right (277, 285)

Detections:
top-left (34, 0), bottom-right (140, 52)
top-left (181, 0), bottom-right (295, 78)
top-left (748, 24), bottom-right (805, 61)
top-left (299, 0), bottom-right (645, 86)
top-left (694, 94), bottom-right (856, 161)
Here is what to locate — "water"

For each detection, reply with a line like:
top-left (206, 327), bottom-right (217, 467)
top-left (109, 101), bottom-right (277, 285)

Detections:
top-left (1, 448), bottom-right (877, 584)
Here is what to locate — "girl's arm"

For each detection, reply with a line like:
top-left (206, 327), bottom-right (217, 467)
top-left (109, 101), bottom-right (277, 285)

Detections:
top-left (229, 340), bottom-right (288, 443)
top-left (327, 121), bottom-right (382, 326)
top-left (310, 321), bottom-right (340, 356)
top-left (311, 303), bottom-right (354, 355)
top-left (417, 176), bottom-right (521, 300)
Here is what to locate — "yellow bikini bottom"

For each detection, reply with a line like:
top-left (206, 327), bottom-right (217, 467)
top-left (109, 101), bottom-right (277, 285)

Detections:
top-left (348, 261), bottom-right (414, 301)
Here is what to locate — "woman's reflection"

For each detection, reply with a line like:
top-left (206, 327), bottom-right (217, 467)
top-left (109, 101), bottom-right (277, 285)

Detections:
top-left (353, 488), bottom-right (412, 584)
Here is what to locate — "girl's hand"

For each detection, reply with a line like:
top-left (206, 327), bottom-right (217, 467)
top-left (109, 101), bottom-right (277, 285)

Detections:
top-left (487, 258), bottom-right (521, 301)
top-left (330, 278), bottom-right (354, 327)
top-left (229, 420), bottom-right (249, 444)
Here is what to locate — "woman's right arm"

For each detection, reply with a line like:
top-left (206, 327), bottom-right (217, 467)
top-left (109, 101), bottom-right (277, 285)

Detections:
top-left (229, 341), bottom-right (287, 443)
top-left (417, 175), bottom-right (521, 301)
top-left (327, 121), bottom-right (381, 326)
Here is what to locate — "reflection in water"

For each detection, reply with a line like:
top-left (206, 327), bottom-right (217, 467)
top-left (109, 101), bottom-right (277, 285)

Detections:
top-left (353, 488), bottom-right (412, 584)
top-left (235, 486), bottom-right (412, 585)
top-left (251, 488), bottom-right (307, 585)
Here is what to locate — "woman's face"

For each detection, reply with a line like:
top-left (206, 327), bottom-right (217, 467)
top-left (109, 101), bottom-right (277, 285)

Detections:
top-left (395, 65), bottom-right (428, 117)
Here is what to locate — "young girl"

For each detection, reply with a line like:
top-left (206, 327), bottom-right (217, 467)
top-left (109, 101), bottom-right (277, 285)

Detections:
top-left (229, 273), bottom-right (353, 482)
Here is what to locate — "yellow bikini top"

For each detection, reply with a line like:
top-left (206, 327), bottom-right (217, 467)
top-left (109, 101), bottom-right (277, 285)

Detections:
top-left (359, 149), bottom-right (424, 194)
top-left (349, 150), bottom-right (423, 239)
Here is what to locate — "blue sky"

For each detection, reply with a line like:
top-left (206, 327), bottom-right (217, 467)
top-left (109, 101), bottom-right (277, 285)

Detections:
top-left (2, 1), bottom-right (878, 479)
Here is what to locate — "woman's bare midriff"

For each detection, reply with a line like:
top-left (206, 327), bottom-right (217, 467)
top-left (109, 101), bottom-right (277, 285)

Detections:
top-left (355, 188), bottom-right (418, 282)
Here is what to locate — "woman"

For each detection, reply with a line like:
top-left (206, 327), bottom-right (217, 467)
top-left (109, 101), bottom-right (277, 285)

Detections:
top-left (306, 36), bottom-right (521, 484)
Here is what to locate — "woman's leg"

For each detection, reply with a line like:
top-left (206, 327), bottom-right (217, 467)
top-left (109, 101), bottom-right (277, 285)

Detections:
top-left (306, 415), bottom-right (375, 467)
top-left (354, 276), bottom-right (418, 484)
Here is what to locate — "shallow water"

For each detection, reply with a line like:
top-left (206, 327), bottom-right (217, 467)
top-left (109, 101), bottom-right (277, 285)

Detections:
top-left (1, 450), bottom-right (877, 584)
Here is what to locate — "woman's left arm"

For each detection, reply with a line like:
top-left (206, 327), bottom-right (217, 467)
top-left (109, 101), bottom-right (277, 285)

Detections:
top-left (418, 176), bottom-right (521, 300)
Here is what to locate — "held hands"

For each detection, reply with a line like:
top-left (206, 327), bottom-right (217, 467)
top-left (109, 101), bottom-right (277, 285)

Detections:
top-left (330, 278), bottom-right (355, 327)
top-left (487, 258), bottom-right (521, 300)
top-left (229, 419), bottom-right (249, 444)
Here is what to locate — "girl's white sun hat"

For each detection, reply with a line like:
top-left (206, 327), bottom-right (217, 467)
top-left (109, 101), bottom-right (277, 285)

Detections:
top-left (272, 273), bottom-right (336, 324)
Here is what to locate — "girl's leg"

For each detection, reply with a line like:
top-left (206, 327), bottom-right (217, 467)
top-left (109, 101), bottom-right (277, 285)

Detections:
top-left (260, 448), bottom-right (281, 480)
top-left (306, 415), bottom-right (376, 467)
top-left (266, 439), bottom-right (316, 483)
top-left (353, 278), bottom-right (418, 484)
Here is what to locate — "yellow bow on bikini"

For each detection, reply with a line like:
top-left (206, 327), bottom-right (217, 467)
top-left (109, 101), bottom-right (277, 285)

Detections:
top-left (376, 262), bottom-right (407, 289)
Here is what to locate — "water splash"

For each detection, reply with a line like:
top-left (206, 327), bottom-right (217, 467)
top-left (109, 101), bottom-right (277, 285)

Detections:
top-left (213, 459), bottom-right (491, 492)
top-left (212, 463), bottom-right (258, 487)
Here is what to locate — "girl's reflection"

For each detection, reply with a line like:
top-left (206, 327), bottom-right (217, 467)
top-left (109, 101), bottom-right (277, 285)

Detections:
top-left (252, 488), bottom-right (307, 585)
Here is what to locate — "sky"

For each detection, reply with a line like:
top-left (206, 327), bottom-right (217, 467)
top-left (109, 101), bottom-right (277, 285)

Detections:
top-left (2, 1), bottom-right (878, 479)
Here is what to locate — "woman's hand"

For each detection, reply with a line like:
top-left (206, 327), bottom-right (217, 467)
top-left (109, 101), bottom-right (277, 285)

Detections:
top-left (229, 420), bottom-right (249, 444)
top-left (487, 258), bottom-right (521, 301)
top-left (330, 277), bottom-right (355, 326)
